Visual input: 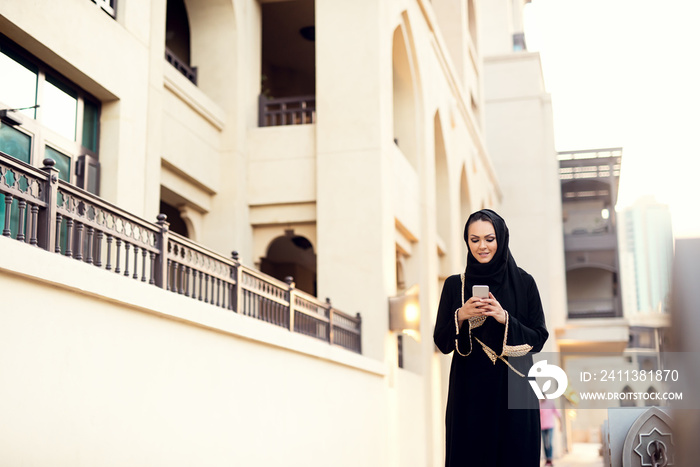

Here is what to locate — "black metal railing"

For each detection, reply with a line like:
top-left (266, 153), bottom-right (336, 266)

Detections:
top-left (259, 94), bottom-right (316, 127)
top-left (0, 152), bottom-right (361, 353)
top-left (165, 47), bottom-right (198, 85)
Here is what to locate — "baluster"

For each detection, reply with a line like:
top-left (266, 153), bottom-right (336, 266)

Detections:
top-left (54, 213), bottom-right (63, 253)
top-left (123, 242), bottom-right (130, 276)
top-left (198, 271), bottom-right (203, 301)
top-left (184, 267), bottom-right (190, 297)
top-left (149, 251), bottom-right (156, 285)
top-left (204, 274), bottom-right (210, 303)
top-left (114, 238), bottom-right (121, 273)
top-left (178, 263), bottom-right (184, 294)
top-left (2, 193), bottom-right (13, 236)
top-left (16, 200), bottom-right (26, 242)
top-left (105, 235), bottom-right (113, 270)
top-left (190, 270), bottom-right (197, 299)
top-left (28, 204), bottom-right (38, 247)
top-left (166, 259), bottom-right (172, 291)
top-left (132, 245), bottom-right (139, 279)
top-left (65, 219), bottom-right (74, 257)
top-left (74, 222), bottom-right (84, 261)
top-left (216, 278), bottom-right (221, 307)
top-left (95, 231), bottom-right (104, 267)
top-left (141, 248), bottom-right (147, 281)
top-left (85, 227), bottom-right (94, 264)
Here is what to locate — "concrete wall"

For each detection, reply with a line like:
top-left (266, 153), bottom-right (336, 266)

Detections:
top-left (0, 237), bottom-right (387, 467)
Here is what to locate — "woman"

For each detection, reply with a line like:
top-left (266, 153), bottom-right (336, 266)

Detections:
top-left (433, 209), bottom-right (549, 467)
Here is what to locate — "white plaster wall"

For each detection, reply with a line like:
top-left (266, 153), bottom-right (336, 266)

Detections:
top-left (248, 125), bottom-right (317, 206)
top-left (0, 237), bottom-right (387, 467)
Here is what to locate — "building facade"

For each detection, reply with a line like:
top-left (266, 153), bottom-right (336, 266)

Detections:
top-left (0, 0), bottom-right (498, 465)
top-left (0, 0), bottom-right (567, 465)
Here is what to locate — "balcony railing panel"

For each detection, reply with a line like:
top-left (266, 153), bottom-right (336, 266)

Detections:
top-left (0, 154), bottom-right (49, 245)
top-left (165, 232), bottom-right (236, 308)
top-left (56, 183), bottom-right (159, 282)
top-left (258, 95), bottom-right (316, 127)
top-left (0, 152), bottom-right (361, 353)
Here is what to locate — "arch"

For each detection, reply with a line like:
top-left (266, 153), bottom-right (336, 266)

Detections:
top-left (434, 111), bottom-right (450, 249)
top-left (392, 18), bottom-right (419, 169)
top-left (467, 0), bottom-right (477, 50)
top-left (459, 164), bottom-right (472, 261)
top-left (645, 386), bottom-right (657, 407)
top-left (184, 0), bottom-right (237, 105)
top-left (620, 385), bottom-right (636, 407)
top-left (260, 230), bottom-right (317, 296)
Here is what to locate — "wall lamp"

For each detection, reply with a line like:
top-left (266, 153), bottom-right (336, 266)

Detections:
top-left (388, 284), bottom-right (420, 341)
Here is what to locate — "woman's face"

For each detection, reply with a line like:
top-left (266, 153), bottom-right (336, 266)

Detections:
top-left (467, 220), bottom-right (497, 264)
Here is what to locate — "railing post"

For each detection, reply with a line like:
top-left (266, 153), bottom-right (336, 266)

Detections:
top-left (38, 158), bottom-right (60, 251)
top-left (326, 297), bottom-right (334, 345)
top-left (258, 94), bottom-right (266, 127)
top-left (285, 276), bottom-right (295, 332)
top-left (154, 214), bottom-right (170, 288)
top-left (231, 251), bottom-right (242, 313)
top-left (356, 312), bottom-right (362, 354)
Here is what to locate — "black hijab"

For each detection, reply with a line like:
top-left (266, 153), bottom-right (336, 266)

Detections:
top-left (462, 209), bottom-right (528, 351)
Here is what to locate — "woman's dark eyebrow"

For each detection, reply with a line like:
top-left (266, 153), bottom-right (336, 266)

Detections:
top-left (469, 234), bottom-right (496, 238)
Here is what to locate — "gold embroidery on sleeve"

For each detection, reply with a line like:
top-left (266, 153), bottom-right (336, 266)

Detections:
top-left (454, 274), bottom-right (531, 377)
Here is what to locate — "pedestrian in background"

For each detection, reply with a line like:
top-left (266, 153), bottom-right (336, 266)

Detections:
top-left (540, 398), bottom-right (561, 466)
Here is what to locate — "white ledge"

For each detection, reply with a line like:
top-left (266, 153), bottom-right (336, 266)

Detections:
top-left (0, 236), bottom-right (385, 377)
top-left (163, 64), bottom-right (226, 131)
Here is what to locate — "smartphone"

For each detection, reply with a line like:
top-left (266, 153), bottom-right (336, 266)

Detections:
top-left (472, 285), bottom-right (489, 299)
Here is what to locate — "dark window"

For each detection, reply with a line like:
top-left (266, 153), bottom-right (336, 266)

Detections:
top-left (165, 0), bottom-right (197, 84)
top-left (159, 201), bottom-right (189, 238)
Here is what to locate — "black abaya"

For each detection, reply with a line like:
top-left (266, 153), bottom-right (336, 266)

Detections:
top-left (433, 210), bottom-right (549, 467)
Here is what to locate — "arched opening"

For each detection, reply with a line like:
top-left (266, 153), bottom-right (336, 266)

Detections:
top-left (459, 165), bottom-right (472, 262)
top-left (620, 385), bottom-right (636, 407)
top-left (392, 23), bottom-right (418, 168)
top-left (434, 112), bottom-right (450, 277)
top-left (645, 386), bottom-right (657, 407)
top-left (182, 0), bottom-right (237, 104)
top-left (260, 230), bottom-right (317, 296)
top-left (467, 0), bottom-right (477, 50)
top-left (165, 0), bottom-right (197, 83)
top-left (159, 200), bottom-right (189, 238)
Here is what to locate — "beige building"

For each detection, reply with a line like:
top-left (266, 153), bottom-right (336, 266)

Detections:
top-left (1, 0), bottom-right (564, 465)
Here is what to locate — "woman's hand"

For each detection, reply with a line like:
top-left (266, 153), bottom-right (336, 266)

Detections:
top-left (457, 296), bottom-right (487, 325)
top-left (478, 292), bottom-right (507, 324)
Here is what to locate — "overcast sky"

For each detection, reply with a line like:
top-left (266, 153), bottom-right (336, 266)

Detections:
top-left (523, 0), bottom-right (700, 238)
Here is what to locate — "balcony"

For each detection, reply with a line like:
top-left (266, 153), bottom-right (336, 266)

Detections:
top-left (0, 151), bottom-right (361, 353)
top-left (258, 94), bottom-right (316, 127)
top-left (564, 229), bottom-right (617, 252)
top-left (567, 298), bottom-right (619, 319)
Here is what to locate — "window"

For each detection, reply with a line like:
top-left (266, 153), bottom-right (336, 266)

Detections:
top-left (92, 0), bottom-right (117, 18)
top-left (0, 36), bottom-right (101, 194)
top-left (165, 0), bottom-right (197, 84)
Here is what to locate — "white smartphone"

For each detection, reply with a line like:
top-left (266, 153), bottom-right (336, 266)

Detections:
top-left (472, 285), bottom-right (489, 299)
